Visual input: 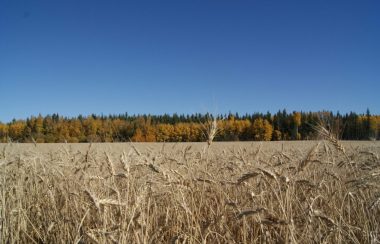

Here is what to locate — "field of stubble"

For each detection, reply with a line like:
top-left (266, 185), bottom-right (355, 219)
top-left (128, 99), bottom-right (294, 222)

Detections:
top-left (1, 141), bottom-right (379, 243)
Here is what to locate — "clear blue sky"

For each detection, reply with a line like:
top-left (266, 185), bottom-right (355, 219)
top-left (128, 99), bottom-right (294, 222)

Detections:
top-left (1, 0), bottom-right (379, 122)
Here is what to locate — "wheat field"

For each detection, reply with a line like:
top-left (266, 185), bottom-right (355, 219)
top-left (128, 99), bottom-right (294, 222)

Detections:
top-left (1, 141), bottom-right (379, 243)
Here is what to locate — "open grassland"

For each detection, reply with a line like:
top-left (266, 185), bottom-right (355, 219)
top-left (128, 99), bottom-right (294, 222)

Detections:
top-left (1, 141), bottom-right (379, 243)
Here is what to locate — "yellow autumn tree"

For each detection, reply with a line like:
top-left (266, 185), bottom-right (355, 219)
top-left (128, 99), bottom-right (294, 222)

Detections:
top-left (69, 119), bottom-right (84, 142)
top-left (369, 116), bottom-right (378, 139)
top-left (235, 119), bottom-right (251, 140)
top-left (131, 116), bottom-right (157, 142)
top-left (189, 123), bottom-right (202, 141)
top-left (0, 123), bottom-right (8, 142)
top-left (263, 119), bottom-right (273, 141)
top-left (35, 115), bottom-right (44, 135)
top-left (8, 121), bottom-right (26, 141)
top-left (252, 118), bottom-right (273, 141)
top-left (83, 117), bottom-right (101, 142)
top-left (174, 123), bottom-right (191, 142)
top-left (144, 124), bottom-right (156, 142)
top-left (99, 120), bottom-right (114, 142)
top-left (156, 124), bottom-right (174, 142)
top-left (131, 128), bottom-right (145, 142)
top-left (292, 112), bottom-right (302, 140)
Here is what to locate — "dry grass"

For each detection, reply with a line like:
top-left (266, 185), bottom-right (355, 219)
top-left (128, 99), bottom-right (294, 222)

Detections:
top-left (1, 141), bottom-right (379, 243)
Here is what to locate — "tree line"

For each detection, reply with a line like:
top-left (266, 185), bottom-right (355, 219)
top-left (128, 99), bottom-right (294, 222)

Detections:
top-left (0, 110), bottom-right (379, 143)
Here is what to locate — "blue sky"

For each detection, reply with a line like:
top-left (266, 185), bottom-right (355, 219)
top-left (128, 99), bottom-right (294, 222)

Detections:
top-left (1, 0), bottom-right (379, 122)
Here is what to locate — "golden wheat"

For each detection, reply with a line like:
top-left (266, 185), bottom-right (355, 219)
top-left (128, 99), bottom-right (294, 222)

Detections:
top-left (0, 141), bottom-right (379, 243)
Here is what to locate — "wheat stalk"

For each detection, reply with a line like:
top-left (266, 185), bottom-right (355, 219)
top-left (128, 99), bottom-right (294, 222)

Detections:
top-left (237, 171), bottom-right (260, 184)
top-left (84, 190), bottom-right (100, 211)
top-left (2, 140), bottom-right (379, 243)
top-left (368, 193), bottom-right (380, 210)
top-left (98, 198), bottom-right (126, 206)
top-left (236, 208), bottom-right (266, 219)
top-left (298, 142), bottom-right (320, 172)
top-left (200, 114), bottom-right (221, 146)
top-left (311, 123), bottom-right (345, 153)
